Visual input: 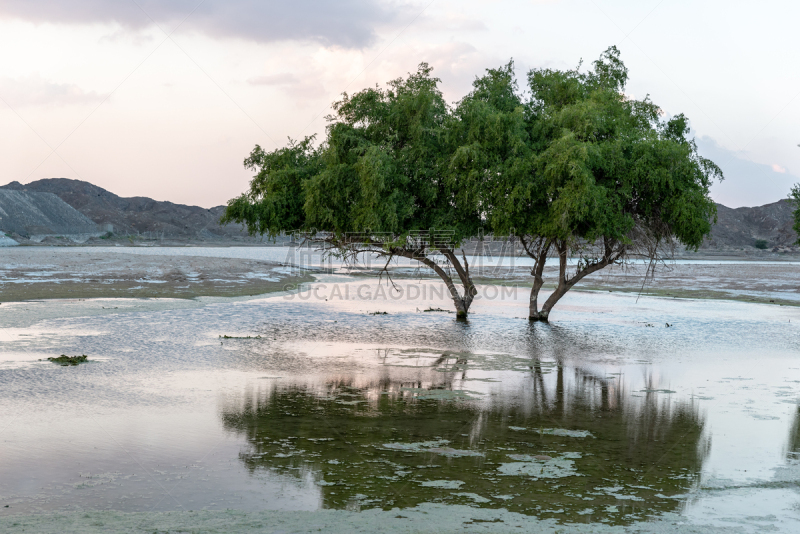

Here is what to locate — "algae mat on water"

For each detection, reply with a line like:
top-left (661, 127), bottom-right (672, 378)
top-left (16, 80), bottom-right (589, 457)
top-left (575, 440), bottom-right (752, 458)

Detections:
top-left (220, 370), bottom-right (706, 526)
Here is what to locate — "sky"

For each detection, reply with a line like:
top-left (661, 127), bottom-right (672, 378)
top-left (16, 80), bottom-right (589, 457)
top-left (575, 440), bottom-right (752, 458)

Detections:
top-left (0, 0), bottom-right (798, 208)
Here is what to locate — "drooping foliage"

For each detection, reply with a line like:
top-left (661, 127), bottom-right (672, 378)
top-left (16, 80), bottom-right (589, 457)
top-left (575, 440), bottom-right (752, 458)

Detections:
top-left (223, 137), bottom-right (322, 237)
top-left (460, 47), bottom-right (722, 320)
top-left (223, 64), bottom-right (483, 316)
top-left (223, 48), bottom-right (722, 320)
top-left (790, 183), bottom-right (800, 244)
top-left (301, 63), bottom-right (482, 243)
top-left (493, 48), bottom-right (720, 247)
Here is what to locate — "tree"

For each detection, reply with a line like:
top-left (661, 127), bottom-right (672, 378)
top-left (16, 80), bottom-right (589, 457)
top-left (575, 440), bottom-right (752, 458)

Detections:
top-left (222, 65), bottom-right (482, 317)
top-left (224, 49), bottom-right (722, 322)
top-left (790, 184), bottom-right (800, 244)
top-left (481, 47), bottom-right (722, 321)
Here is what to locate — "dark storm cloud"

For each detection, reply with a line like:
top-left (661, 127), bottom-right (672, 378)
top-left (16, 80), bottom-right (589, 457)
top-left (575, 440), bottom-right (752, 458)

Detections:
top-left (0, 0), bottom-right (406, 48)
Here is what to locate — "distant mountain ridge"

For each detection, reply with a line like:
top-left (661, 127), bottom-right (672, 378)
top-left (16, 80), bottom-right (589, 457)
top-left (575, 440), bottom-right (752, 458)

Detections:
top-left (1, 178), bottom-right (249, 240)
top-left (1, 178), bottom-right (797, 248)
top-left (707, 199), bottom-right (797, 249)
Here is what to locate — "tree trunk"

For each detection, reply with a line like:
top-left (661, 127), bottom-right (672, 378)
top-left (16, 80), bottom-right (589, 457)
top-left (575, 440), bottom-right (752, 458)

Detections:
top-left (530, 238), bottom-right (625, 321)
top-left (393, 248), bottom-right (475, 317)
top-left (538, 286), bottom-right (568, 322)
top-left (453, 297), bottom-right (469, 318)
top-left (441, 248), bottom-right (477, 318)
top-left (525, 238), bottom-right (551, 322)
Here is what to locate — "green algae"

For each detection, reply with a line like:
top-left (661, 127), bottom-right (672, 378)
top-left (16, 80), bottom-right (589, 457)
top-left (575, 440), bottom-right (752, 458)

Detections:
top-left (219, 369), bottom-right (708, 526)
top-left (454, 492), bottom-right (491, 503)
top-left (46, 354), bottom-right (88, 366)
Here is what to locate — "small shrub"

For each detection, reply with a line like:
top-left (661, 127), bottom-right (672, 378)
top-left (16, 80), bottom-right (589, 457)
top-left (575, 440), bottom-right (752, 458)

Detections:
top-left (754, 239), bottom-right (768, 249)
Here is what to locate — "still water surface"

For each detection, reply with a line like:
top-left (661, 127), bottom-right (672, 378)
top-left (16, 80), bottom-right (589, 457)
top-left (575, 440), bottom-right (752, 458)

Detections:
top-left (0, 279), bottom-right (799, 530)
top-left (103, 245), bottom-right (800, 270)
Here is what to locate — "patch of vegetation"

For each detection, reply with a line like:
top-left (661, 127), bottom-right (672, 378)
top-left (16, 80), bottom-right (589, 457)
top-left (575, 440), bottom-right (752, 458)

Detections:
top-left (219, 335), bottom-right (262, 339)
top-left (754, 239), bottom-right (769, 249)
top-left (46, 354), bottom-right (88, 366)
top-left (423, 307), bottom-right (453, 313)
top-left (369, 311), bottom-right (389, 315)
top-left (99, 231), bottom-right (114, 239)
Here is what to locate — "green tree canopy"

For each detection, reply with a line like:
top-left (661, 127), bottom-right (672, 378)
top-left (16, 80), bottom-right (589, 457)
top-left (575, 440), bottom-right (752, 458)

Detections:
top-left (222, 64), bottom-right (482, 316)
top-left (790, 184), bottom-right (800, 244)
top-left (223, 47), bottom-right (722, 321)
top-left (464, 47), bottom-right (722, 320)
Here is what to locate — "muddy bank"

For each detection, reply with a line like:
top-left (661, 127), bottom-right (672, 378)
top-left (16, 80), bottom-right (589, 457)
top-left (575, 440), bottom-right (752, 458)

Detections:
top-left (0, 248), bottom-right (312, 302)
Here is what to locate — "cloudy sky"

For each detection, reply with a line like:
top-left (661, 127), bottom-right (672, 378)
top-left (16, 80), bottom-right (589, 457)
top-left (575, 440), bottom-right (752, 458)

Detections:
top-left (0, 0), bottom-right (797, 208)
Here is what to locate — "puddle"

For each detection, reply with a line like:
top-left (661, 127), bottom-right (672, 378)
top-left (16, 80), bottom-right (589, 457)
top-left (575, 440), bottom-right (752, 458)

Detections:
top-left (0, 279), bottom-right (799, 532)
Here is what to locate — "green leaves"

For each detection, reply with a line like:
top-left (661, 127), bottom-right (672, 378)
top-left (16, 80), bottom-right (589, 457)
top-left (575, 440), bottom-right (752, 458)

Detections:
top-left (790, 184), bottom-right (800, 245)
top-left (491, 47), bottom-right (721, 253)
top-left (225, 47), bottom-right (720, 260)
top-left (224, 63), bottom-right (477, 249)
top-left (221, 137), bottom-right (322, 236)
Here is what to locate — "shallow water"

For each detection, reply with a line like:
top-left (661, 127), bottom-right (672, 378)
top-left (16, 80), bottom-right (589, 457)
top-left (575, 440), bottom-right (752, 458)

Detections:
top-left (1, 279), bottom-right (799, 531)
top-left (102, 245), bottom-right (800, 270)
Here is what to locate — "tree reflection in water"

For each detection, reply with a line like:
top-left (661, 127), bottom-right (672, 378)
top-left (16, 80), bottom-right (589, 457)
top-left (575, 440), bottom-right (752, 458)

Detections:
top-left (787, 406), bottom-right (800, 458)
top-left (220, 360), bottom-right (707, 524)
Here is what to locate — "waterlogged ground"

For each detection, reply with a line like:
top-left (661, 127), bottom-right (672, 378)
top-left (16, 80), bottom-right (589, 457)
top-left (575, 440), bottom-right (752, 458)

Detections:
top-left (0, 276), bottom-right (799, 532)
top-left (0, 248), bottom-right (311, 302)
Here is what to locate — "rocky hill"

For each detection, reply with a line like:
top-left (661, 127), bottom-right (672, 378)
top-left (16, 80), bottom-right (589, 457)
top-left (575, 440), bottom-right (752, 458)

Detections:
top-left (0, 189), bottom-right (98, 236)
top-left (705, 199), bottom-right (797, 250)
top-left (0, 178), bottom-right (250, 241)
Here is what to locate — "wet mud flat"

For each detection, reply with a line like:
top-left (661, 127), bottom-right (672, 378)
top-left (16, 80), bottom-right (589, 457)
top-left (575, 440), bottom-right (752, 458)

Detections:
top-left (6, 246), bottom-right (797, 307)
top-left (449, 260), bottom-right (800, 306)
top-left (0, 248), bottom-right (312, 302)
top-left (569, 261), bottom-right (800, 306)
top-left (1, 274), bottom-right (800, 531)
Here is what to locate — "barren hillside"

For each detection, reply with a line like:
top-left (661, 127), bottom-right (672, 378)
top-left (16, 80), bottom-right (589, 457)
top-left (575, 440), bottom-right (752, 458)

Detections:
top-left (705, 199), bottom-right (797, 249)
top-left (1, 178), bottom-right (250, 240)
